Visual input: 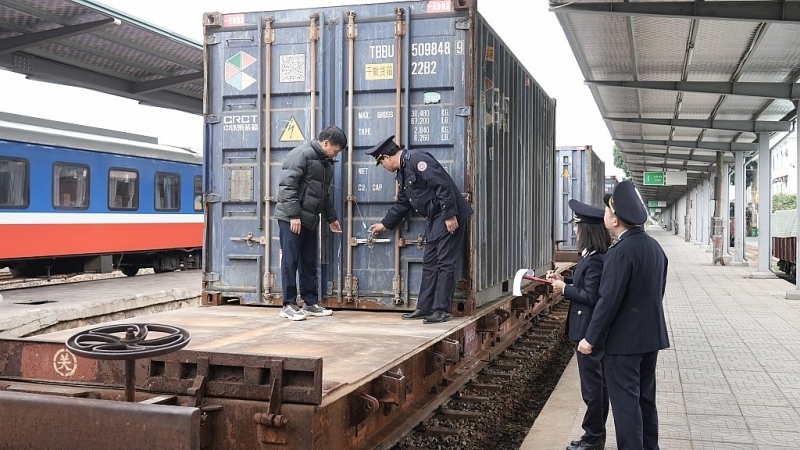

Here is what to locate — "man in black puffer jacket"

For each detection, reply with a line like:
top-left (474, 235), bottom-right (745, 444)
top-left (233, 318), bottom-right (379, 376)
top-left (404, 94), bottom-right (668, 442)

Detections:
top-left (274, 126), bottom-right (347, 321)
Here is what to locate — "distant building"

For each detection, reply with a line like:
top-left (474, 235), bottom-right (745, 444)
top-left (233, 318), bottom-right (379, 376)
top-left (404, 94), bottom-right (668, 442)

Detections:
top-left (771, 132), bottom-right (797, 195)
top-left (604, 175), bottom-right (619, 195)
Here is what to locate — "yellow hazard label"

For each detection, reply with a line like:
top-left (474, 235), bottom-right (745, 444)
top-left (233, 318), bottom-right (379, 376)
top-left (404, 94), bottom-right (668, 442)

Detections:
top-left (280, 117), bottom-right (305, 141)
top-left (562, 168), bottom-right (571, 178)
top-left (485, 46), bottom-right (494, 62)
top-left (366, 63), bottom-right (394, 80)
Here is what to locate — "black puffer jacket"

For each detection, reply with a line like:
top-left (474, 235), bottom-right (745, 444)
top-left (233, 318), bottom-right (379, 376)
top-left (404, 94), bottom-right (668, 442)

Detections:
top-left (274, 140), bottom-right (337, 230)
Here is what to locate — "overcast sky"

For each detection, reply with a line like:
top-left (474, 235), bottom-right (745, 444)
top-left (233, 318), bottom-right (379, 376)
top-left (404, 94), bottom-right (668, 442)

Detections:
top-left (0, 0), bottom-right (623, 178)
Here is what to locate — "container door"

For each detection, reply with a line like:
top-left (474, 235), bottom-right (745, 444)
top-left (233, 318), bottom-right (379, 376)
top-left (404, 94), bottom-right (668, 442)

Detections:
top-left (337, 6), bottom-right (470, 310)
top-left (203, 11), bottom-right (341, 304)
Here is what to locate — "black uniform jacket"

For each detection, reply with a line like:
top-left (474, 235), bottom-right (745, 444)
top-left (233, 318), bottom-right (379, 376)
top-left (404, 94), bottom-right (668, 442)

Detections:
top-left (584, 226), bottom-right (670, 355)
top-left (381, 150), bottom-right (473, 241)
top-left (563, 251), bottom-right (605, 342)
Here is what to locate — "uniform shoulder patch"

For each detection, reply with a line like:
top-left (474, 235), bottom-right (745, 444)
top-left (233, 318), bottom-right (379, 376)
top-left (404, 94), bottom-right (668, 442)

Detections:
top-left (417, 161), bottom-right (427, 172)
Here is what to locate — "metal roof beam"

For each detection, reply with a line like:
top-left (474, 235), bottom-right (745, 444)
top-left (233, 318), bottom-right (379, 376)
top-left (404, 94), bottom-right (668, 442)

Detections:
top-left (132, 73), bottom-right (204, 94)
top-left (626, 162), bottom-right (709, 172)
top-left (620, 151), bottom-right (734, 164)
top-left (616, 139), bottom-right (758, 152)
top-left (588, 80), bottom-right (800, 101)
top-left (605, 117), bottom-right (792, 132)
top-left (549, 1), bottom-right (800, 24)
top-left (0, 17), bottom-right (119, 54)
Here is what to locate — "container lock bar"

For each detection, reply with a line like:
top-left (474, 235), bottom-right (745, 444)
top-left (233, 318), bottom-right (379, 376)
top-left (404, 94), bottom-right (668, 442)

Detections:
top-left (350, 232), bottom-right (391, 249)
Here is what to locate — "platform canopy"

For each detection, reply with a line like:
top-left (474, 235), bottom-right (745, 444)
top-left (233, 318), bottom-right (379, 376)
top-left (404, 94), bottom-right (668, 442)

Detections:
top-left (551, 0), bottom-right (800, 205)
top-left (0, 0), bottom-right (203, 114)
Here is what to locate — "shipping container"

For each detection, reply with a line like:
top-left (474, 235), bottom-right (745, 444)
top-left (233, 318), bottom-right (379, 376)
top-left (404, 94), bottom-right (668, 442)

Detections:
top-left (201, 0), bottom-right (556, 313)
top-left (554, 145), bottom-right (605, 250)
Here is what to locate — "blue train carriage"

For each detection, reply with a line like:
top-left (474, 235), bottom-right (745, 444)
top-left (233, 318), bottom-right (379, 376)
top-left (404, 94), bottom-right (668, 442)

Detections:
top-left (0, 113), bottom-right (203, 278)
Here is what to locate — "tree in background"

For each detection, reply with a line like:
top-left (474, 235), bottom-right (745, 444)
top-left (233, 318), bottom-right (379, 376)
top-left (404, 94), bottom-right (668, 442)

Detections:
top-left (729, 160), bottom-right (756, 187)
top-left (773, 192), bottom-right (797, 212)
top-left (613, 146), bottom-right (630, 180)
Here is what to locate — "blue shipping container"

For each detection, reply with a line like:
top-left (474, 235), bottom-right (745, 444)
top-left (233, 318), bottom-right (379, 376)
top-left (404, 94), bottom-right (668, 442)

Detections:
top-left (202, 0), bottom-right (556, 313)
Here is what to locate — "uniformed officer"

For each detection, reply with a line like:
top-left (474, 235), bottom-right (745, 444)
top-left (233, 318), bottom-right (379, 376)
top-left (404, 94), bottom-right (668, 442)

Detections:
top-left (548, 200), bottom-right (611, 450)
top-left (366, 136), bottom-right (474, 324)
top-left (578, 180), bottom-right (669, 450)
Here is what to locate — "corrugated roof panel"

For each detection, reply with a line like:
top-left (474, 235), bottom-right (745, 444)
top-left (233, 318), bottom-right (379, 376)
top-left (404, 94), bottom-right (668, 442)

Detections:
top-left (757, 99), bottom-right (795, 121)
top-left (738, 23), bottom-right (800, 82)
top-left (609, 121), bottom-right (643, 139)
top-left (688, 20), bottom-right (758, 82)
top-left (677, 91), bottom-right (725, 120)
top-left (0, 0), bottom-right (202, 113)
top-left (633, 16), bottom-right (691, 81)
top-left (715, 96), bottom-right (776, 120)
top-left (669, 127), bottom-right (702, 141)
top-left (639, 89), bottom-right (679, 118)
top-left (596, 85), bottom-right (641, 115)
top-left (566, 13), bottom-right (634, 80)
top-left (701, 129), bottom-right (742, 142)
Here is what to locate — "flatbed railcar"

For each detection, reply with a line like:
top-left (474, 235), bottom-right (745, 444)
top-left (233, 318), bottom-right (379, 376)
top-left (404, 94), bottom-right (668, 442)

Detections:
top-left (0, 113), bottom-right (203, 278)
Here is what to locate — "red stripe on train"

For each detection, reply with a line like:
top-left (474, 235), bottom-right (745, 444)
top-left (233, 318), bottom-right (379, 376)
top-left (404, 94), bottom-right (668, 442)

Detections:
top-left (0, 223), bottom-right (203, 259)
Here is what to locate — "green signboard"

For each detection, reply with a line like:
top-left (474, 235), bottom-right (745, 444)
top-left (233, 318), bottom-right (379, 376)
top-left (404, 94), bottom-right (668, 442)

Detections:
top-left (648, 200), bottom-right (658, 207)
top-left (643, 171), bottom-right (665, 185)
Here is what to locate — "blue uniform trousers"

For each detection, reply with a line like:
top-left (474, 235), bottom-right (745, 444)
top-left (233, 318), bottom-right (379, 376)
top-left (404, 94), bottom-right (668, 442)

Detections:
top-left (417, 223), bottom-right (465, 313)
top-left (278, 220), bottom-right (319, 306)
top-left (605, 351), bottom-right (660, 450)
top-left (576, 342), bottom-right (609, 444)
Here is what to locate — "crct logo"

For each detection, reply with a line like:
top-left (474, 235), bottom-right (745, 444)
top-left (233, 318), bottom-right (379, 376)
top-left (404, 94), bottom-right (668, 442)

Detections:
top-left (225, 51), bottom-right (257, 90)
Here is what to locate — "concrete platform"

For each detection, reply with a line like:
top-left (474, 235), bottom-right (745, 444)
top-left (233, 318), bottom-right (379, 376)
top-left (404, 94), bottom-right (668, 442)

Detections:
top-left (523, 226), bottom-right (800, 450)
top-left (0, 271), bottom-right (201, 338)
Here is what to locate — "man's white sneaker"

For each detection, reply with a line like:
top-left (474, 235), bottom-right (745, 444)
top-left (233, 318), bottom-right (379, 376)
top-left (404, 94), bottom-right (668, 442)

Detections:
top-left (302, 303), bottom-right (333, 316)
top-left (279, 304), bottom-right (307, 321)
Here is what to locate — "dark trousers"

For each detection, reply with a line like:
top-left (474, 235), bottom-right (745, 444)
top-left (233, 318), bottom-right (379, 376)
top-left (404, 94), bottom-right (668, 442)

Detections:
top-left (576, 342), bottom-right (609, 444)
top-left (417, 224), bottom-right (465, 313)
top-left (605, 351), bottom-right (660, 450)
top-left (278, 220), bottom-right (318, 306)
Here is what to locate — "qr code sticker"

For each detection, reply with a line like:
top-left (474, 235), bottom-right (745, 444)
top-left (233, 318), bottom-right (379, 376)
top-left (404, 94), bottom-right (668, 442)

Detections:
top-left (280, 54), bottom-right (306, 83)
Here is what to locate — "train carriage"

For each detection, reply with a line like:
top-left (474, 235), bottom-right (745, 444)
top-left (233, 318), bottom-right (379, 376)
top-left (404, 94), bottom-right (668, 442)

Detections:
top-left (0, 113), bottom-right (203, 277)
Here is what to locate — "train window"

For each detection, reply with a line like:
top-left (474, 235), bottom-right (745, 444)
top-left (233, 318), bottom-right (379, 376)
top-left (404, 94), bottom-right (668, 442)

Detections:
top-left (53, 163), bottom-right (89, 209)
top-left (109, 169), bottom-right (139, 210)
top-left (194, 175), bottom-right (202, 211)
top-left (155, 172), bottom-right (180, 211)
top-left (0, 157), bottom-right (29, 208)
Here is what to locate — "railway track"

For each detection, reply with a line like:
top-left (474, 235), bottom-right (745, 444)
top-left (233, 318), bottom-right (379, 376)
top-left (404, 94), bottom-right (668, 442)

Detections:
top-left (392, 301), bottom-right (572, 450)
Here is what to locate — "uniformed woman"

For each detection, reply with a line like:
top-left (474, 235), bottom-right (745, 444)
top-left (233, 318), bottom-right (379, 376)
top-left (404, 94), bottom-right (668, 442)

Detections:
top-left (547, 199), bottom-right (611, 450)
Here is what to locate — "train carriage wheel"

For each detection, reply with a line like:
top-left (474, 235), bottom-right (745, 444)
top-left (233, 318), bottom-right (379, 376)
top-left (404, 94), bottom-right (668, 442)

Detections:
top-left (121, 266), bottom-right (139, 277)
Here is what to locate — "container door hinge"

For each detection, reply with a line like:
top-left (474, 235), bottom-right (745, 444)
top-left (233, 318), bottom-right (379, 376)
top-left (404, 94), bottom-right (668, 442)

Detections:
top-left (203, 272), bottom-right (220, 282)
top-left (205, 115), bottom-right (220, 124)
top-left (204, 34), bottom-right (221, 45)
top-left (204, 193), bottom-right (221, 203)
top-left (456, 106), bottom-right (471, 117)
top-left (456, 19), bottom-right (471, 30)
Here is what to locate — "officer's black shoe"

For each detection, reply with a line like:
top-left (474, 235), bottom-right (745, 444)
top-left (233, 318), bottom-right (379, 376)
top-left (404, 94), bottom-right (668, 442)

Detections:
top-left (422, 310), bottom-right (451, 324)
top-left (566, 439), bottom-right (604, 450)
top-left (402, 310), bottom-right (432, 320)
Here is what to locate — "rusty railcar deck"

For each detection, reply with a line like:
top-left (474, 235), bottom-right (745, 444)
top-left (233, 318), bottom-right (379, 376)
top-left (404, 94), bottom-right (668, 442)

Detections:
top-left (0, 286), bottom-right (558, 450)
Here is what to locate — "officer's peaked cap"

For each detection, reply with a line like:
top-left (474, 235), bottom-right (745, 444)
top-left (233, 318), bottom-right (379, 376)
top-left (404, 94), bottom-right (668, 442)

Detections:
top-left (603, 180), bottom-right (647, 225)
top-left (568, 199), bottom-right (604, 225)
top-left (365, 135), bottom-right (398, 165)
